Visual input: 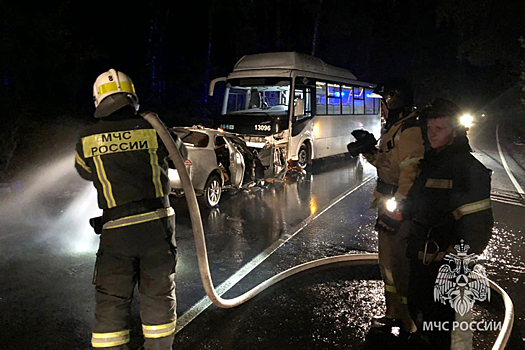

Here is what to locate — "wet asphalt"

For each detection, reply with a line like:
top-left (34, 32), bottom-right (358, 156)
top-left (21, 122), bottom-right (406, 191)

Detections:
top-left (0, 116), bottom-right (523, 350)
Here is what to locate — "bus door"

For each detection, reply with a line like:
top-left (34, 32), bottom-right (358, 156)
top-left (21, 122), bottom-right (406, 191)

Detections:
top-left (289, 78), bottom-right (313, 160)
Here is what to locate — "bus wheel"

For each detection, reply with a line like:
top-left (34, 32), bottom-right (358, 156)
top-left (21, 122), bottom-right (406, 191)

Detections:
top-left (297, 143), bottom-right (310, 169)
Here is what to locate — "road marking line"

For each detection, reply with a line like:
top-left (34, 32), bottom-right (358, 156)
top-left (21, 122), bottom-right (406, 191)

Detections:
top-left (496, 123), bottom-right (525, 196)
top-left (175, 175), bottom-right (375, 333)
top-left (490, 196), bottom-right (525, 208)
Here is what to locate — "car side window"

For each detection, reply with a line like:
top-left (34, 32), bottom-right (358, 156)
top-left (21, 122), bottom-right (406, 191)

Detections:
top-left (215, 135), bottom-right (226, 149)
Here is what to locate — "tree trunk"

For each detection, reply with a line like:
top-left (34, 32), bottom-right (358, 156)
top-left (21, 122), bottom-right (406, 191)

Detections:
top-left (275, 3), bottom-right (281, 51)
top-left (311, 0), bottom-right (323, 56)
top-left (204, 0), bottom-right (214, 104)
top-left (147, 3), bottom-right (169, 106)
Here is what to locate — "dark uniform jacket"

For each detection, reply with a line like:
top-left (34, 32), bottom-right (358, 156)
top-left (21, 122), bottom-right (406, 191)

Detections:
top-left (404, 138), bottom-right (493, 257)
top-left (75, 110), bottom-right (186, 216)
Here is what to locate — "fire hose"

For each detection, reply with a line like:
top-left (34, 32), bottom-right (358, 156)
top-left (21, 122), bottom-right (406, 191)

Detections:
top-left (142, 112), bottom-right (514, 349)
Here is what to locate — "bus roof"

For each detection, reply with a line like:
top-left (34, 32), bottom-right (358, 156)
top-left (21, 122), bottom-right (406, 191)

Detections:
top-left (231, 52), bottom-right (358, 81)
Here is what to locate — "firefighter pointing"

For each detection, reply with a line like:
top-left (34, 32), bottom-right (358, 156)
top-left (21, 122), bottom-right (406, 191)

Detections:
top-left (348, 80), bottom-right (423, 335)
top-left (75, 69), bottom-right (186, 350)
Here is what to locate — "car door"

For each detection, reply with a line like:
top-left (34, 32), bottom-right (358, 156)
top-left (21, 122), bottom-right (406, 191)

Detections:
top-left (224, 135), bottom-right (245, 187)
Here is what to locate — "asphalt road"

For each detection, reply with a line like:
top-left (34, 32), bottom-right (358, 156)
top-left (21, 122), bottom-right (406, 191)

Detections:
top-left (0, 116), bottom-right (523, 350)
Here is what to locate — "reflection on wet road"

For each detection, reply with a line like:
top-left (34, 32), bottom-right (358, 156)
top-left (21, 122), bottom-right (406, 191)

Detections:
top-left (173, 156), bottom-right (374, 312)
top-left (0, 119), bottom-right (523, 350)
top-left (0, 154), bottom-right (376, 350)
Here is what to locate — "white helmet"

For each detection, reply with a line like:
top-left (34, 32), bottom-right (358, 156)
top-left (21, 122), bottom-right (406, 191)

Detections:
top-left (93, 68), bottom-right (139, 118)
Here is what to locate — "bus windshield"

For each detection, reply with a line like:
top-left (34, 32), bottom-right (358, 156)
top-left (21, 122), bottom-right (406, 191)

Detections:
top-left (224, 78), bottom-right (291, 115)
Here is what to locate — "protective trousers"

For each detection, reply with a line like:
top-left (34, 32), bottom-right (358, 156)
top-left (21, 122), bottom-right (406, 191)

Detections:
top-left (91, 214), bottom-right (177, 350)
top-left (377, 218), bottom-right (415, 332)
top-left (408, 259), bottom-right (454, 350)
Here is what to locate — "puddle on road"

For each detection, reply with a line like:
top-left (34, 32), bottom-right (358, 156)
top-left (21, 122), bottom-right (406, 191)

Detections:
top-left (480, 223), bottom-right (525, 281)
top-left (310, 279), bottom-right (384, 341)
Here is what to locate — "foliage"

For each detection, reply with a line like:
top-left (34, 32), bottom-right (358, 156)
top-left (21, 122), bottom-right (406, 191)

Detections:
top-left (1, 0), bottom-right (523, 178)
top-left (520, 37), bottom-right (525, 108)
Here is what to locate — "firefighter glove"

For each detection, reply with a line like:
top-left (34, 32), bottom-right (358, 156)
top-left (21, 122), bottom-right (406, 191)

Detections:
top-left (347, 130), bottom-right (377, 157)
top-left (376, 212), bottom-right (402, 233)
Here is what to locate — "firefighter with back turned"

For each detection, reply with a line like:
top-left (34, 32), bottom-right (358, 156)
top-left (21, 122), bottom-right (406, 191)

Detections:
top-left (74, 69), bottom-right (186, 350)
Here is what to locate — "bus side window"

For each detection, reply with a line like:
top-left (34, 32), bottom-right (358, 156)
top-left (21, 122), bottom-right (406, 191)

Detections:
top-left (354, 86), bottom-right (365, 114)
top-left (365, 88), bottom-right (375, 114)
top-left (316, 82), bottom-right (327, 115)
top-left (327, 83), bottom-right (341, 115)
top-left (294, 87), bottom-right (312, 121)
top-left (342, 85), bottom-right (353, 114)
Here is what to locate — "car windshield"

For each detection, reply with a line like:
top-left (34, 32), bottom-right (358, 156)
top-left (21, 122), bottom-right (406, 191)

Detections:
top-left (224, 78), bottom-right (291, 115)
top-left (172, 128), bottom-right (209, 148)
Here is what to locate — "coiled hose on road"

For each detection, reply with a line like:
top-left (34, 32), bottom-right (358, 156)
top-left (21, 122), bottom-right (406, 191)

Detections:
top-left (142, 112), bottom-right (514, 349)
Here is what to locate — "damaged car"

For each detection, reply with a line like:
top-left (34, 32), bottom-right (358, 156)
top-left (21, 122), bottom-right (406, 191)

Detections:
top-left (168, 126), bottom-right (264, 208)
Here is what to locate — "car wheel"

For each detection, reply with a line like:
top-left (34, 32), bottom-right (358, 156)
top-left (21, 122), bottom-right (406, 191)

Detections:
top-left (297, 143), bottom-right (310, 169)
top-left (201, 174), bottom-right (222, 208)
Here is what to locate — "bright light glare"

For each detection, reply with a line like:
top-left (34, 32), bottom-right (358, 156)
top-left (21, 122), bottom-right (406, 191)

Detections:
top-left (168, 168), bottom-right (179, 181)
top-left (310, 195), bottom-right (318, 215)
top-left (460, 114), bottom-right (473, 128)
top-left (386, 198), bottom-right (397, 212)
top-left (313, 122), bottom-right (320, 137)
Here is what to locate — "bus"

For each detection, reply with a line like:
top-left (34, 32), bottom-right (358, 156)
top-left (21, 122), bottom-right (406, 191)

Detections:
top-left (208, 52), bottom-right (381, 171)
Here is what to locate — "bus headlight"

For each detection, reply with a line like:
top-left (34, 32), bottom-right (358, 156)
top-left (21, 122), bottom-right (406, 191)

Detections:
top-left (460, 114), bottom-right (473, 128)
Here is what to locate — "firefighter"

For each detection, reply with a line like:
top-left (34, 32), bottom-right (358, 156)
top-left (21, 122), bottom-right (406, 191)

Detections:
top-left (75, 69), bottom-right (187, 350)
top-left (349, 80), bottom-right (423, 334)
top-left (403, 98), bottom-right (493, 349)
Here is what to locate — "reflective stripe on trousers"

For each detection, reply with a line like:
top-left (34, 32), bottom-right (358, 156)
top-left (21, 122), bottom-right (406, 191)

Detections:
top-left (142, 320), bottom-right (176, 339)
top-left (92, 330), bottom-right (130, 348)
top-left (385, 284), bottom-right (397, 293)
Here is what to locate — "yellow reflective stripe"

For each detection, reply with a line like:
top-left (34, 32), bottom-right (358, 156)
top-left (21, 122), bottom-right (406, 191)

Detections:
top-left (82, 129), bottom-right (158, 158)
top-left (149, 148), bottom-right (164, 197)
top-left (425, 178), bottom-right (453, 189)
top-left (103, 207), bottom-right (174, 230)
top-left (91, 330), bottom-right (130, 348)
top-left (452, 198), bottom-right (491, 220)
top-left (93, 156), bottom-right (116, 208)
top-left (120, 81), bottom-right (135, 93)
top-left (399, 156), bottom-right (422, 168)
top-left (98, 81), bottom-right (135, 95)
top-left (92, 330), bottom-right (130, 339)
top-left (75, 151), bottom-right (91, 173)
top-left (98, 82), bottom-right (118, 95)
top-left (400, 296), bottom-right (408, 305)
top-left (142, 320), bottom-right (176, 339)
top-left (385, 284), bottom-right (397, 293)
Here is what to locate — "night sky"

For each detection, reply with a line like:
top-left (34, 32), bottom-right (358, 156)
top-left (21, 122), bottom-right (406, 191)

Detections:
top-left (1, 0), bottom-right (524, 177)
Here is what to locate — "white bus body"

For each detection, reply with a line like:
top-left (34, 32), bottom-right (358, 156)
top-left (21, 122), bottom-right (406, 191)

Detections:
top-left (209, 52), bottom-right (381, 169)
